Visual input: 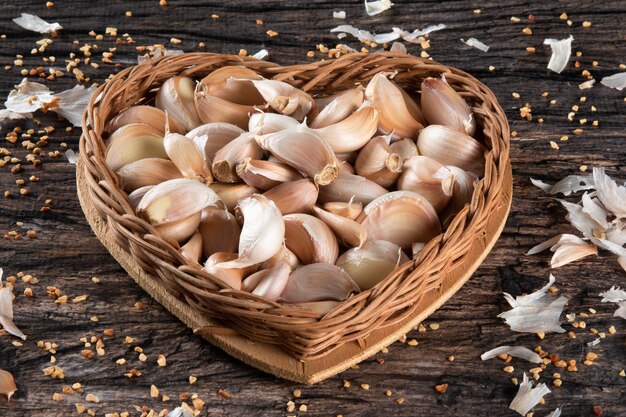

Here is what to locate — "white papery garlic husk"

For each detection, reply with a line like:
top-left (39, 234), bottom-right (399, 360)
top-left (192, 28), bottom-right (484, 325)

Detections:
top-left (155, 76), bottom-right (202, 131)
top-left (164, 130), bottom-right (212, 183)
top-left (248, 112), bottom-right (300, 135)
top-left (154, 211), bottom-right (201, 243)
top-left (312, 104), bottom-right (379, 153)
top-left (358, 191), bottom-right (441, 249)
top-left (311, 205), bottom-right (367, 248)
top-left (199, 207), bottom-right (241, 258)
top-left (107, 105), bottom-right (185, 135)
top-left (186, 122), bottom-right (244, 164)
top-left (278, 263), bottom-right (360, 303)
top-left (250, 79), bottom-right (315, 121)
top-left (397, 155), bottom-right (455, 213)
top-left (318, 171), bottom-right (388, 204)
top-left (209, 182), bottom-right (258, 212)
top-left (421, 77), bottom-right (476, 136)
top-left (336, 240), bottom-right (409, 290)
top-left (180, 231), bottom-right (203, 264)
top-left (322, 199), bottom-right (363, 220)
top-left (354, 135), bottom-right (403, 187)
top-left (236, 158), bottom-right (303, 191)
top-left (106, 124), bottom-right (167, 171)
top-left (243, 261), bottom-right (291, 301)
top-left (389, 138), bottom-right (419, 162)
top-left (417, 124), bottom-right (486, 175)
top-left (284, 213), bottom-right (339, 264)
top-left (262, 179), bottom-right (319, 215)
top-left (197, 66), bottom-right (264, 105)
top-left (311, 86), bottom-right (364, 128)
top-left (212, 132), bottom-right (263, 183)
top-left (117, 158), bottom-right (182, 192)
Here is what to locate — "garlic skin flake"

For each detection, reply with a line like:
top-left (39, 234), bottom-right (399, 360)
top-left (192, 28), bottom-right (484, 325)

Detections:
top-left (530, 175), bottom-right (594, 196)
top-left (461, 38), bottom-right (489, 52)
top-left (0, 268), bottom-right (27, 340)
top-left (480, 346), bottom-right (542, 363)
top-left (509, 373), bottom-right (551, 416)
top-left (364, 0), bottom-right (394, 16)
top-left (601, 72), bottom-right (626, 91)
top-left (13, 13), bottom-right (62, 34)
top-left (599, 286), bottom-right (626, 320)
top-left (526, 234), bottom-right (597, 268)
top-left (543, 35), bottom-right (574, 74)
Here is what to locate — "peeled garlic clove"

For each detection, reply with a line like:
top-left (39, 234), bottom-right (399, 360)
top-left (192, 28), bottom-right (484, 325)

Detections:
top-left (236, 158), bottom-right (303, 191)
top-left (186, 122), bottom-right (244, 163)
top-left (358, 191), bottom-right (441, 249)
top-left (389, 138), bottom-right (418, 162)
top-left (313, 104), bottom-right (379, 153)
top-left (164, 131), bottom-right (212, 183)
top-left (311, 86), bottom-right (364, 128)
top-left (311, 206), bottom-right (367, 248)
top-left (336, 240), bottom-right (409, 290)
top-left (443, 166), bottom-right (478, 216)
top-left (248, 112), bottom-right (300, 135)
top-left (256, 127), bottom-right (340, 186)
top-left (354, 135), bottom-right (403, 188)
top-left (198, 207), bottom-right (241, 258)
top-left (0, 369), bottom-right (17, 400)
top-left (261, 246), bottom-right (300, 270)
top-left (251, 79), bottom-right (315, 121)
top-left (155, 211), bottom-right (201, 243)
top-left (263, 179), bottom-right (318, 215)
top-left (365, 73), bottom-right (423, 138)
top-left (212, 132), bottom-right (263, 183)
top-left (194, 93), bottom-right (254, 130)
top-left (105, 124), bottom-right (167, 171)
top-left (107, 105), bottom-right (185, 135)
top-left (322, 200), bottom-right (363, 220)
top-left (278, 264), bottom-right (359, 303)
top-left (397, 155), bottom-right (455, 212)
top-left (117, 158), bottom-right (182, 192)
top-left (198, 66), bottom-right (264, 105)
top-left (156, 76), bottom-right (202, 131)
top-left (136, 178), bottom-right (221, 226)
top-left (421, 77), bottom-right (476, 136)
top-left (284, 213), bottom-right (339, 264)
top-left (180, 231), bottom-right (203, 264)
top-left (417, 125), bottom-right (486, 175)
top-left (318, 171), bottom-right (388, 205)
top-left (246, 262), bottom-right (291, 300)
top-left (215, 194), bottom-right (285, 269)
top-left (210, 182), bottom-right (258, 212)
top-left (128, 185), bottom-right (153, 210)
top-left (203, 252), bottom-right (248, 290)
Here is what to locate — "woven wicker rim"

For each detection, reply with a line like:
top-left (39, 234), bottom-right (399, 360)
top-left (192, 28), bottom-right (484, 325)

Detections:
top-left (79, 52), bottom-right (510, 361)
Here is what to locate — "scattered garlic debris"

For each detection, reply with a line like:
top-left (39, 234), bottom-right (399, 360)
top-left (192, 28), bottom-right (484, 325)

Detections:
top-left (251, 49), bottom-right (269, 60)
top-left (12, 13), bottom-right (62, 34)
top-left (530, 175), bottom-right (594, 196)
top-left (599, 286), bottom-right (626, 320)
top-left (0, 109), bottom-right (31, 129)
top-left (0, 268), bottom-right (27, 340)
top-left (498, 274), bottom-right (567, 333)
top-left (509, 373), bottom-right (552, 416)
top-left (166, 405), bottom-right (194, 417)
top-left (333, 11), bottom-right (346, 19)
top-left (330, 24), bottom-right (445, 45)
top-left (543, 35), bottom-right (574, 74)
top-left (389, 41), bottom-right (406, 54)
top-left (481, 346), bottom-right (542, 363)
top-left (364, 0), bottom-right (394, 16)
top-left (65, 149), bottom-right (78, 165)
top-left (461, 38), bottom-right (489, 52)
top-left (545, 407), bottom-right (562, 417)
top-left (527, 234), bottom-right (597, 268)
top-left (601, 72), bottom-right (626, 90)
top-left (579, 79), bottom-right (595, 90)
top-left (0, 369), bottom-right (17, 400)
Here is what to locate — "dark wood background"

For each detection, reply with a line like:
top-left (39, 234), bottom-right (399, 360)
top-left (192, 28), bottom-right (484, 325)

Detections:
top-left (1, 1), bottom-right (625, 416)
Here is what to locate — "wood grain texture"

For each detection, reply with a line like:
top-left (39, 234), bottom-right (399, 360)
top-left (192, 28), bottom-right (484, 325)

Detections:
top-left (0, 1), bottom-right (625, 416)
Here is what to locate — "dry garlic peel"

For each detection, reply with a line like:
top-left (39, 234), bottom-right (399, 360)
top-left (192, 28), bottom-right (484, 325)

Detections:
top-left (116, 158), bottom-right (182, 192)
top-left (284, 213), bottom-right (339, 264)
top-left (155, 76), bottom-right (202, 131)
top-left (105, 124), bottom-right (167, 172)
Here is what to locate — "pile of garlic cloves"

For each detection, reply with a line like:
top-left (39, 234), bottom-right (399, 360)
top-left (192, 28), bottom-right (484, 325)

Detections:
top-left (105, 67), bottom-right (485, 314)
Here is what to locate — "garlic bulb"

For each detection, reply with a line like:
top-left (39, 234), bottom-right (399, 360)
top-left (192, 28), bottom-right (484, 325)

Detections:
top-left (212, 132), bottom-right (263, 183)
top-left (244, 261), bottom-right (291, 300)
top-left (389, 138), bottom-right (418, 162)
top-left (311, 206), bottom-right (367, 248)
top-left (236, 158), bottom-right (303, 191)
top-left (313, 104), bottom-right (379, 153)
top-left (209, 182), bottom-right (258, 212)
top-left (164, 131), bottom-right (212, 183)
top-left (117, 158), bottom-right (182, 192)
top-left (106, 124), bottom-right (167, 171)
top-left (155, 76), bottom-right (202, 131)
top-left (417, 124), bottom-right (486, 175)
top-left (250, 79), bottom-right (315, 121)
top-left (318, 171), bottom-right (388, 204)
top-left (336, 240), bottom-right (409, 290)
top-left (421, 77), bottom-right (476, 136)
top-left (358, 191), bottom-right (441, 249)
top-left (248, 112), bottom-right (300, 135)
top-left (180, 231), bottom-right (203, 264)
top-left (263, 179), bottom-right (318, 215)
top-left (197, 66), bottom-right (264, 105)
top-left (397, 155), bottom-right (455, 213)
top-left (278, 263), bottom-right (360, 303)
top-left (284, 213), bottom-right (339, 264)
top-left (322, 200), bottom-right (363, 220)
top-left (186, 122), bottom-right (244, 163)
top-left (311, 87), bottom-right (365, 128)
top-left (199, 207), bottom-right (241, 258)
top-left (154, 211), bottom-right (201, 243)
top-left (354, 135), bottom-right (403, 187)
top-left (107, 105), bottom-right (185, 135)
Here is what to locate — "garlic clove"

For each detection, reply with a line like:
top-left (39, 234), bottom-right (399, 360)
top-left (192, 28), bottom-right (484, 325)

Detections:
top-left (318, 171), bottom-right (388, 205)
top-left (311, 86), bottom-right (365, 128)
top-left (248, 112), bottom-right (300, 135)
top-left (278, 263), bottom-right (359, 303)
top-left (400, 88), bottom-right (427, 125)
top-left (256, 126), bottom-right (340, 186)
top-left (397, 155), bottom-right (455, 213)
top-left (215, 194), bottom-right (285, 268)
top-left (389, 138), bottom-right (419, 162)
top-left (199, 207), bottom-right (241, 258)
top-left (107, 105), bottom-right (185, 135)
top-left (105, 123), bottom-right (167, 172)
top-left (186, 122), bottom-right (244, 163)
top-left (154, 211), bottom-right (201, 243)
top-left (311, 206), bottom-right (367, 248)
top-left (194, 92), bottom-right (255, 130)
top-left (245, 262), bottom-right (291, 300)
top-left (198, 66), bottom-right (264, 105)
top-left (180, 231), bottom-right (203, 264)
top-left (128, 185), bottom-right (153, 210)
top-left (263, 179), bottom-right (318, 215)
top-left (338, 161), bottom-right (356, 175)
top-left (155, 76), bottom-right (202, 131)
top-left (354, 135), bottom-right (403, 188)
top-left (164, 131), bottom-right (212, 183)
top-left (0, 369), bottom-right (17, 400)
top-left (250, 79), bottom-right (315, 121)
top-left (442, 165), bottom-right (478, 218)
top-left (117, 158), bottom-right (182, 192)
top-left (365, 73), bottom-right (423, 138)
top-left (322, 200), bottom-right (363, 220)
top-left (358, 191), bottom-right (441, 249)
top-left (417, 124), bottom-right (486, 175)
top-left (421, 77), bottom-right (476, 136)
top-left (209, 182), bottom-right (258, 212)
top-left (236, 158), bottom-right (304, 191)
top-left (136, 178), bottom-right (221, 226)
top-left (336, 240), bottom-right (409, 290)
top-left (284, 213), bottom-right (339, 264)
top-left (203, 252), bottom-right (251, 290)
top-left (261, 245), bottom-right (301, 270)
top-left (313, 104), bottom-right (379, 153)
top-left (212, 132), bottom-right (263, 183)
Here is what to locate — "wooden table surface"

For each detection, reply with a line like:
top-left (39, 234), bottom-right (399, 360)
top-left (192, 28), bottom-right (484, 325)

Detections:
top-left (1, 1), bottom-right (625, 416)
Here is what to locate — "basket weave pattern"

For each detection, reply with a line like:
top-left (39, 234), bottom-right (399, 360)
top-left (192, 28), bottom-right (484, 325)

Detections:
top-left (79, 52), bottom-right (510, 360)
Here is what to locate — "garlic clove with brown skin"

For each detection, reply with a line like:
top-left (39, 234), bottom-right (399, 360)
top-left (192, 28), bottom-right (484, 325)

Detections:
top-left (250, 79), bottom-right (315, 121)
top-left (311, 206), bottom-right (367, 248)
top-left (400, 88), bottom-right (427, 126)
top-left (236, 158), bottom-right (304, 191)
top-left (397, 155), bottom-right (455, 213)
top-left (322, 200), bottom-right (363, 220)
top-left (354, 135), bottom-right (403, 188)
top-left (156, 76), bottom-right (202, 132)
top-left (248, 112), bottom-right (300, 135)
top-left (256, 126), bottom-right (340, 186)
top-left (212, 132), bottom-right (263, 183)
top-left (365, 72), bottom-right (424, 139)
top-left (420, 77), bottom-right (476, 136)
top-left (186, 122), bottom-right (244, 163)
top-left (389, 138), bottom-right (419, 162)
top-left (105, 123), bottom-right (167, 172)
top-left (261, 245), bottom-right (300, 270)
top-left (336, 240), bottom-right (409, 290)
top-left (417, 124), bottom-right (486, 176)
top-left (262, 179), bottom-right (319, 215)
top-left (284, 213), bottom-right (339, 264)
top-left (0, 369), bottom-right (17, 401)
top-left (199, 207), bottom-right (241, 258)
top-left (244, 261), bottom-right (291, 301)
top-left (107, 105), bottom-right (185, 135)
top-left (358, 191), bottom-right (441, 249)
top-left (312, 104), bottom-right (380, 153)
top-left (203, 252), bottom-right (254, 290)
top-left (318, 171), bottom-right (388, 205)
top-left (164, 131), bottom-right (212, 183)
top-left (338, 161), bottom-right (356, 175)
top-left (311, 86), bottom-right (365, 128)
top-left (194, 92), bottom-right (255, 130)
top-left (154, 211), bottom-right (201, 243)
top-left (180, 231), bottom-right (203, 264)
top-left (117, 158), bottom-right (182, 192)
top-left (209, 183), bottom-right (258, 212)
top-left (197, 66), bottom-right (264, 105)
top-left (278, 263), bottom-right (360, 303)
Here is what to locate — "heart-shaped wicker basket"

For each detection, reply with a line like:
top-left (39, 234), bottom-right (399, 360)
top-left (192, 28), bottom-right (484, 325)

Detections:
top-left (78, 52), bottom-right (511, 382)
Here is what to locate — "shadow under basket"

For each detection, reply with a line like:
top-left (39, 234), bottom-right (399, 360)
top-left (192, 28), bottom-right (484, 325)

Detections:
top-left (77, 52), bottom-right (512, 384)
